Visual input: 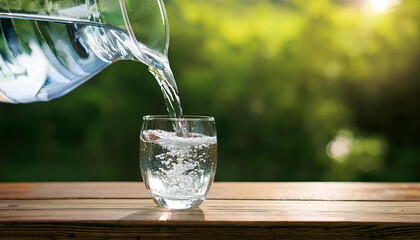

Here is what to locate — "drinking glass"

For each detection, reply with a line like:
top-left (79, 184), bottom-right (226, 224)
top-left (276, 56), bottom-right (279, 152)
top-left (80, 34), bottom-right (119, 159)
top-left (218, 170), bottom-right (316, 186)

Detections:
top-left (140, 115), bottom-right (217, 209)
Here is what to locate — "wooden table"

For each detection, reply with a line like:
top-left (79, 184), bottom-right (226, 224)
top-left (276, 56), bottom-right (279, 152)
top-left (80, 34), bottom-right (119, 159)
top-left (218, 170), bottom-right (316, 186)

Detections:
top-left (1, 182), bottom-right (420, 239)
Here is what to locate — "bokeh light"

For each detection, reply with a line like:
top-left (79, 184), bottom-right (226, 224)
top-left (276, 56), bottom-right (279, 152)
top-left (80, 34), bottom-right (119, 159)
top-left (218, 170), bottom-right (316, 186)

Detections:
top-left (369, 0), bottom-right (401, 12)
top-left (327, 134), bottom-right (353, 161)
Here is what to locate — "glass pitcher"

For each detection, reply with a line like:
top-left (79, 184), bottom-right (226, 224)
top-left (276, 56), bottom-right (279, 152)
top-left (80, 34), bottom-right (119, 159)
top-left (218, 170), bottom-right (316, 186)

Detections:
top-left (0, 0), bottom-right (171, 103)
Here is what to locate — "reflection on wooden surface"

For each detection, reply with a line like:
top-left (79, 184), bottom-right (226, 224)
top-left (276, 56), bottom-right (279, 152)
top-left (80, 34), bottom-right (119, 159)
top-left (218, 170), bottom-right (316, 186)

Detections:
top-left (1, 182), bottom-right (420, 239)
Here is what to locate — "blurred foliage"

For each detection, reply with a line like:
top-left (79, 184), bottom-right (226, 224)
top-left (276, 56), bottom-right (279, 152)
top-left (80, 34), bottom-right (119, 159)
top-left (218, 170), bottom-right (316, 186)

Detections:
top-left (1, 0), bottom-right (420, 182)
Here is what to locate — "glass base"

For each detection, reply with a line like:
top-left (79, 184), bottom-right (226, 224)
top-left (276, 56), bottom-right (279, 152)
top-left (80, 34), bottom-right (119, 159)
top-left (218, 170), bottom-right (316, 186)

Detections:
top-left (151, 195), bottom-right (204, 210)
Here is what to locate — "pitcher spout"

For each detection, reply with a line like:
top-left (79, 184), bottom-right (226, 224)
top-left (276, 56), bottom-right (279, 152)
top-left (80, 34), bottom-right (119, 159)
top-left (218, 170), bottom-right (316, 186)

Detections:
top-left (0, 0), bottom-right (169, 103)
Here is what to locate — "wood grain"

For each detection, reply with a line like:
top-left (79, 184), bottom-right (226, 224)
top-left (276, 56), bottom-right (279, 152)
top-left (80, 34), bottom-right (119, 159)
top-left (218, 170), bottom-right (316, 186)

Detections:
top-left (1, 199), bottom-right (420, 223)
top-left (2, 182), bottom-right (420, 200)
top-left (0, 182), bottom-right (149, 199)
top-left (208, 182), bottom-right (420, 201)
top-left (1, 182), bottom-right (420, 239)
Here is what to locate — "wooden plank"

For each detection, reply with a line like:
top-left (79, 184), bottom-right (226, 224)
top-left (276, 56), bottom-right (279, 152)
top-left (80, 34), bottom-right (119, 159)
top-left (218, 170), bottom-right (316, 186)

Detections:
top-left (1, 199), bottom-right (420, 223)
top-left (208, 182), bottom-right (420, 201)
top-left (1, 199), bottom-right (420, 239)
top-left (0, 182), bottom-right (150, 199)
top-left (1, 222), bottom-right (420, 240)
top-left (1, 182), bottom-right (420, 239)
top-left (2, 182), bottom-right (420, 200)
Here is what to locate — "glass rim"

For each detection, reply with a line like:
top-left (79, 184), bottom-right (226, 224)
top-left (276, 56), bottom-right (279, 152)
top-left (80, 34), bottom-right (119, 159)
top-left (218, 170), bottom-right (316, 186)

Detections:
top-left (143, 115), bottom-right (215, 121)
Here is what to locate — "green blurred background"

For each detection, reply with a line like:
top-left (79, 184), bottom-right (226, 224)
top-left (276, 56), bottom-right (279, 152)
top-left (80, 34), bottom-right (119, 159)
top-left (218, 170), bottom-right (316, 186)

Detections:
top-left (1, 0), bottom-right (420, 182)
